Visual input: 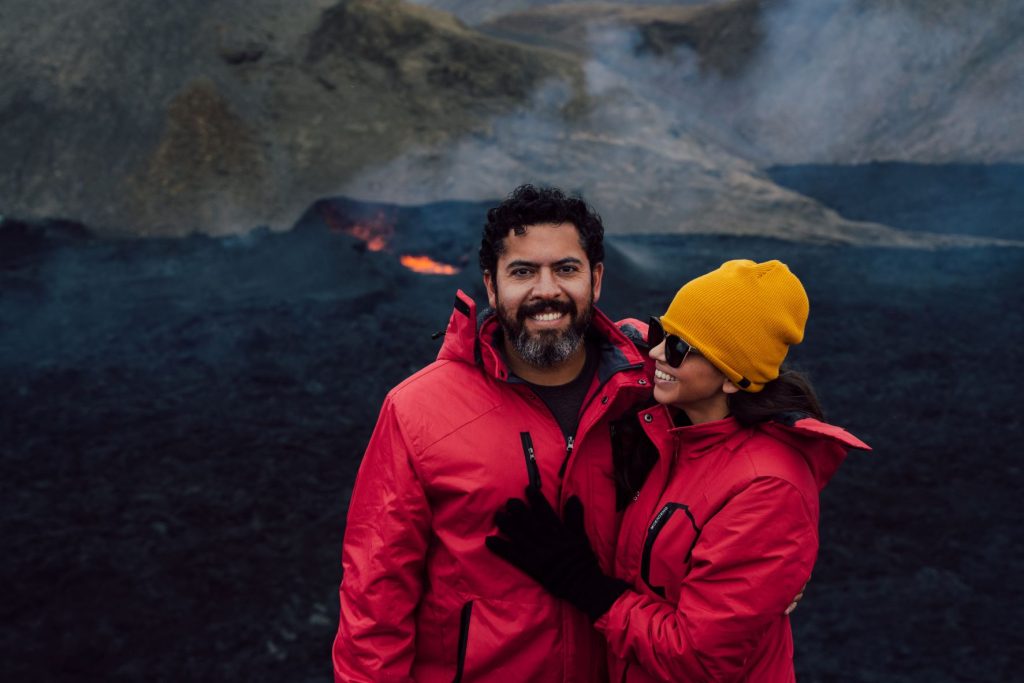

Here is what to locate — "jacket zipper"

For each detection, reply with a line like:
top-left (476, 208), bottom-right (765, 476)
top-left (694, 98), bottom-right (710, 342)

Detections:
top-left (640, 503), bottom-right (700, 597)
top-left (520, 432), bottom-right (542, 491)
top-left (558, 379), bottom-right (610, 479)
top-left (558, 435), bottom-right (574, 479)
top-left (452, 600), bottom-right (473, 683)
top-left (557, 361), bottom-right (642, 479)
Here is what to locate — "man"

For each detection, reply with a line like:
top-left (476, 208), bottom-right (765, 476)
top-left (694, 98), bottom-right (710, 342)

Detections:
top-left (332, 185), bottom-right (651, 681)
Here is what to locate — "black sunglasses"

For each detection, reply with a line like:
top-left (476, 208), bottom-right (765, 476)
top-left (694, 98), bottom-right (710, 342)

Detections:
top-left (648, 316), bottom-right (697, 368)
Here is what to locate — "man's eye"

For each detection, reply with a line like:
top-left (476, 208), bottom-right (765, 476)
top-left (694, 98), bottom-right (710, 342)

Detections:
top-left (557, 265), bottom-right (580, 274)
top-left (511, 268), bottom-right (533, 277)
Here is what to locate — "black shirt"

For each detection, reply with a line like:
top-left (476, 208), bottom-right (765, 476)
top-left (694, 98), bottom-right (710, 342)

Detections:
top-left (523, 338), bottom-right (600, 439)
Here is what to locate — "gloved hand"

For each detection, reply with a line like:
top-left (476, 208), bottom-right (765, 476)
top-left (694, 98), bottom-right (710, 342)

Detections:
top-left (486, 486), bottom-right (630, 622)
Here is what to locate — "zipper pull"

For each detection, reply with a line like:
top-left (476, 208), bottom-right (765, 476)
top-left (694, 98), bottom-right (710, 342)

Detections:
top-left (558, 435), bottom-right (576, 478)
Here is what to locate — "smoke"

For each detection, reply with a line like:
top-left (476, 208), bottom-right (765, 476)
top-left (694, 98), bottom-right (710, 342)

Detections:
top-left (610, 0), bottom-right (1024, 164)
top-left (406, 0), bottom-right (1023, 167)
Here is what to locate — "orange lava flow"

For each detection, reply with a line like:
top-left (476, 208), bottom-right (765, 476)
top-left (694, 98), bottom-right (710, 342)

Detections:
top-left (400, 254), bottom-right (460, 275)
top-left (348, 224), bottom-right (389, 252)
top-left (319, 204), bottom-right (395, 251)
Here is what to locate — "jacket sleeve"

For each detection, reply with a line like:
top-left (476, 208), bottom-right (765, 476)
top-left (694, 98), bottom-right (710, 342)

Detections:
top-left (596, 477), bottom-right (817, 682)
top-left (332, 396), bottom-right (432, 683)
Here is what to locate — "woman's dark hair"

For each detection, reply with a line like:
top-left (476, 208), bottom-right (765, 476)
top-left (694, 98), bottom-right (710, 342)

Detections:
top-left (610, 401), bottom-right (662, 511)
top-left (728, 368), bottom-right (824, 426)
top-left (479, 184), bottom-right (604, 275)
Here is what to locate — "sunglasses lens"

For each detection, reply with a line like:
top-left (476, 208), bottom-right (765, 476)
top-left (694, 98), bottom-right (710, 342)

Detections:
top-left (650, 317), bottom-right (691, 368)
top-left (666, 339), bottom-right (687, 368)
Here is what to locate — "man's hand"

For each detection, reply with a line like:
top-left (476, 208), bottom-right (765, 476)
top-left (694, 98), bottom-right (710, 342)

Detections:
top-left (486, 487), bottom-right (629, 622)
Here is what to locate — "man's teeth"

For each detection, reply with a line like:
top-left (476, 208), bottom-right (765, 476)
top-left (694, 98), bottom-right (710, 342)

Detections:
top-left (654, 369), bottom-right (677, 382)
top-left (531, 312), bottom-right (564, 322)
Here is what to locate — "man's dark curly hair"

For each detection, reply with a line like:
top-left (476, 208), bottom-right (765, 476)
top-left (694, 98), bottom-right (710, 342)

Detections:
top-left (479, 184), bottom-right (605, 274)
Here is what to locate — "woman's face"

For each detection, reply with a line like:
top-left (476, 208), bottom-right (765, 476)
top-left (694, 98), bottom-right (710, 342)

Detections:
top-left (649, 339), bottom-right (732, 423)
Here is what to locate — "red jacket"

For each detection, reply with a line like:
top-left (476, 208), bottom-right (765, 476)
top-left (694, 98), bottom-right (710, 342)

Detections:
top-left (333, 290), bottom-right (651, 682)
top-left (597, 408), bottom-right (869, 683)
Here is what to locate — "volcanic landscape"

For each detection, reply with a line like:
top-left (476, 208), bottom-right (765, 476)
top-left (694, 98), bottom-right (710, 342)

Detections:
top-left (3, 162), bottom-right (1023, 681)
top-left (3, 0), bottom-right (1023, 681)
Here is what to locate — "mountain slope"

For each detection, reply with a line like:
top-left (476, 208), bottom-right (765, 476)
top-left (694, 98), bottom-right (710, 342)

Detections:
top-left (0, 0), bottom-right (581, 236)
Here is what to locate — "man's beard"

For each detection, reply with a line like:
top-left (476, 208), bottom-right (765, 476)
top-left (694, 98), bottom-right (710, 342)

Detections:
top-left (496, 294), bottom-right (594, 369)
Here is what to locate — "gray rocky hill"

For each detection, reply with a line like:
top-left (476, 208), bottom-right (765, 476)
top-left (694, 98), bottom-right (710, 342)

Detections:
top-left (1, 0), bottom-right (579, 236)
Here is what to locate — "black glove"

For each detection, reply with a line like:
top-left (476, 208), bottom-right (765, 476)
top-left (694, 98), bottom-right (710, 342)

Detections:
top-left (486, 486), bottom-right (630, 622)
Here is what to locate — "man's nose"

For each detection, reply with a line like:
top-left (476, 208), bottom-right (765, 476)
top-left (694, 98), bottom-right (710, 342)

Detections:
top-left (532, 268), bottom-right (561, 298)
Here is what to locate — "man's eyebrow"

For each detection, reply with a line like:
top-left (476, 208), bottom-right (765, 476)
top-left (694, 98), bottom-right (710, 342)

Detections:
top-left (505, 259), bottom-right (539, 270)
top-left (505, 257), bottom-right (583, 270)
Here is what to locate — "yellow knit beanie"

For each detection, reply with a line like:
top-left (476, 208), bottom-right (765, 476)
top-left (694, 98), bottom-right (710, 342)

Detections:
top-left (659, 259), bottom-right (808, 392)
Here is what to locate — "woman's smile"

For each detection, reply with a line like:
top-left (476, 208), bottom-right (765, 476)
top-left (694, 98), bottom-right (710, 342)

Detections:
top-left (653, 367), bottom-right (677, 383)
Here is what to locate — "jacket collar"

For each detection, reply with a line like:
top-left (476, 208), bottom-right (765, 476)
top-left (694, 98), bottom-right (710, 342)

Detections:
top-left (666, 414), bottom-right (743, 459)
top-left (435, 289), bottom-right (646, 382)
top-left (636, 403), bottom-right (871, 489)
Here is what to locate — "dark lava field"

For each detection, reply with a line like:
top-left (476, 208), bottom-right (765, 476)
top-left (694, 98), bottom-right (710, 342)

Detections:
top-left (2, 164), bottom-right (1022, 681)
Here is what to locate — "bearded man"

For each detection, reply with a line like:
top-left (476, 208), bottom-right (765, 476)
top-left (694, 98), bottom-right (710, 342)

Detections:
top-left (332, 185), bottom-right (651, 682)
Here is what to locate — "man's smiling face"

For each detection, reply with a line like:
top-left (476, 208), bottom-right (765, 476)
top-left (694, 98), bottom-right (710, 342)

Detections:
top-left (484, 222), bottom-right (603, 369)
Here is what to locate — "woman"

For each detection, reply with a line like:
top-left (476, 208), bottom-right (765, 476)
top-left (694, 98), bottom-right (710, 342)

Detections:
top-left (487, 259), bottom-right (870, 682)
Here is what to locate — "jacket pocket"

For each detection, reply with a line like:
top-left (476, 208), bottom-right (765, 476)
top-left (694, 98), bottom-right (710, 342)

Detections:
top-left (452, 600), bottom-right (473, 683)
top-left (640, 502), bottom-right (701, 597)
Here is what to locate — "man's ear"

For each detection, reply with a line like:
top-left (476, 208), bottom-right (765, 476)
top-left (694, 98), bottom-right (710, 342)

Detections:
top-left (722, 379), bottom-right (741, 395)
top-left (484, 270), bottom-right (497, 309)
top-left (590, 261), bottom-right (604, 304)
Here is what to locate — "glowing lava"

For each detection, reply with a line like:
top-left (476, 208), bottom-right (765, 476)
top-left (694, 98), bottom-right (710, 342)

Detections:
top-left (348, 224), bottom-right (388, 252)
top-left (400, 255), bottom-right (460, 275)
top-left (320, 204), bottom-right (394, 251)
top-left (318, 202), bottom-right (459, 275)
